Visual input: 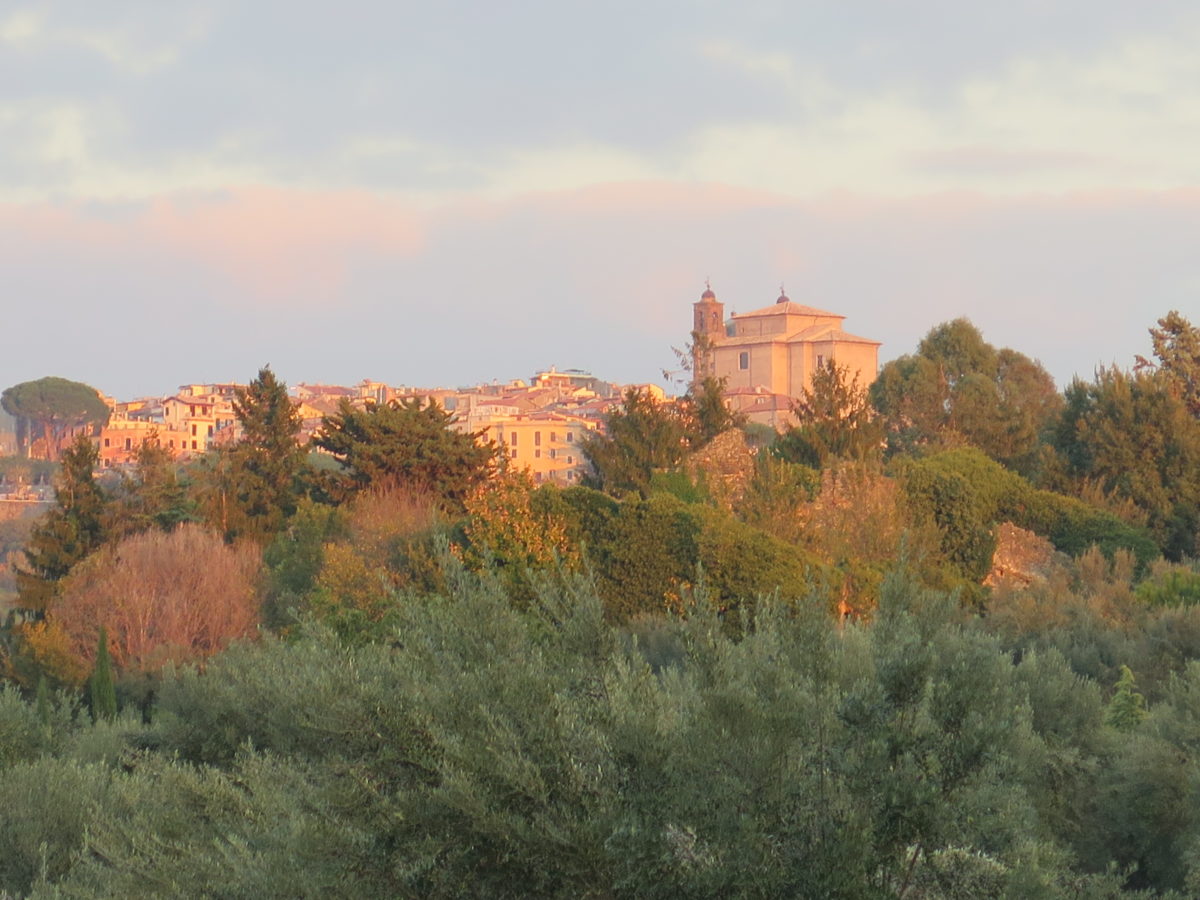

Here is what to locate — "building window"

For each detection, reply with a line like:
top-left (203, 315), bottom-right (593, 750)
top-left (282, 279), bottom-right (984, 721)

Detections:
top-left (566, 432), bottom-right (574, 443)
top-left (550, 432), bottom-right (557, 443)
top-left (104, 438), bottom-right (110, 448)
top-left (510, 448), bottom-right (518, 458)
top-left (191, 440), bottom-right (197, 450)
top-left (567, 456), bottom-right (574, 464)
top-left (535, 431), bottom-right (541, 446)
top-left (124, 438), bottom-right (131, 451)
top-left (549, 449), bottom-right (556, 459)
top-left (191, 424), bottom-right (197, 436)
top-left (816, 354), bottom-right (825, 369)
top-left (739, 351), bottom-right (749, 370)
top-left (207, 425), bottom-right (214, 436)
top-left (534, 449), bottom-right (541, 459)
top-left (510, 432), bottom-right (517, 446)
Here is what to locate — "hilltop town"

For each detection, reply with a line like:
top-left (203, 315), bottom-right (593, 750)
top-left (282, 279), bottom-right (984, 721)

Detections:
top-left (87, 367), bottom-right (653, 486)
top-left (1, 284), bottom-right (882, 487)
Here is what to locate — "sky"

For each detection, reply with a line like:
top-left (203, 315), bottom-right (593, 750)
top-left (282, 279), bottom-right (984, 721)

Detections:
top-left (2, 1), bottom-right (1199, 399)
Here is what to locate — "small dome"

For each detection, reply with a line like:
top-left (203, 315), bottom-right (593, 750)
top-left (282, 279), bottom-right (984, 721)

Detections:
top-left (701, 287), bottom-right (716, 301)
top-left (776, 293), bottom-right (790, 304)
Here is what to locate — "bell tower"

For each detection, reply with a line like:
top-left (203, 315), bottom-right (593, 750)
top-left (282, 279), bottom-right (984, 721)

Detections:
top-left (691, 281), bottom-right (724, 382)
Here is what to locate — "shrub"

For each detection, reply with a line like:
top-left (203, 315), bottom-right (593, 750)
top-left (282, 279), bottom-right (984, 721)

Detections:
top-left (48, 525), bottom-right (261, 676)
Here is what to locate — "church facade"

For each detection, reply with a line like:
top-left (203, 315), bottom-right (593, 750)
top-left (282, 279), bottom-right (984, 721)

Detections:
top-left (691, 285), bottom-right (880, 427)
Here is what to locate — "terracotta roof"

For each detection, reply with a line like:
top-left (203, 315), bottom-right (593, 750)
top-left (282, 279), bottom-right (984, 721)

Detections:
top-left (732, 300), bottom-right (842, 319)
top-left (164, 395), bottom-right (214, 407)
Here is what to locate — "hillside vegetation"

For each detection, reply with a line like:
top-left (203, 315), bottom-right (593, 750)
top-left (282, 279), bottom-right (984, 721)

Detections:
top-left (0, 316), bottom-right (1198, 897)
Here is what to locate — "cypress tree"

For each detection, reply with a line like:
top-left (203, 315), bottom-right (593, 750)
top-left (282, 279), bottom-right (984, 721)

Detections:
top-left (1106, 664), bottom-right (1148, 732)
top-left (88, 626), bottom-right (118, 722)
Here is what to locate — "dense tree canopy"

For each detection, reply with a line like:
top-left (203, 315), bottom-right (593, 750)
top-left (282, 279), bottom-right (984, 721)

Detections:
top-left (776, 360), bottom-right (883, 468)
top-left (870, 318), bottom-right (1060, 472)
top-left (582, 388), bottom-right (690, 497)
top-left (0, 377), bottom-right (109, 460)
top-left (1052, 366), bottom-right (1200, 560)
top-left (7, 311), bottom-right (1200, 896)
top-left (314, 397), bottom-right (495, 507)
top-left (583, 380), bottom-right (741, 498)
top-left (209, 368), bottom-right (306, 542)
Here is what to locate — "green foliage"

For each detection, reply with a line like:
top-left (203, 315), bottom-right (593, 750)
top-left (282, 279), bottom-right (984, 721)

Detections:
top-left (555, 486), bottom-right (819, 621)
top-left (778, 359), bottom-right (883, 468)
top-left (106, 435), bottom-right (197, 537)
top-left (871, 318), bottom-right (1061, 472)
top-left (1053, 366), bottom-right (1200, 560)
top-left (898, 454), bottom-right (998, 581)
top-left (899, 448), bottom-right (1158, 578)
top-left (313, 396), bottom-right (495, 507)
top-left (87, 626), bottom-right (117, 722)
top-left (262, 498), bottom-right (346, 628)
top-left (15, 433), bottom-right (108, 612)
top-left (1135, 563), bottom-right (1200, 607)
top-left (735, 451), bottom-right (820, 545)
top-left (581, 387), bottom-right (690, 497)
top-left (0, 758), bottom-right (112, 896)
top-left (583, 380), bottom-right (742, 498)
top-left (1140, 309), bottom-right (1200, 415)
top-left (5, 562), bottom-right (1200, 893)
top-left (205, 367), bottom-right (306, 543)
top-left (647, 468), bottom-right (711, 504)
top-left (0, 376), bottom-right (110, 460)
top-left (1106, 665), bottom-right (1148, 732)
top-left (679, 375), bottom-right (745, 447)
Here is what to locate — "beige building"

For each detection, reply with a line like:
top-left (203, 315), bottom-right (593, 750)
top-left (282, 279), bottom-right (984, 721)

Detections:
top-left (692, 285), bottom-right (880, 427)
top-left (454, 410), bottom-right (596, 484)
top-left (97, 419), bottom-right (192, 467)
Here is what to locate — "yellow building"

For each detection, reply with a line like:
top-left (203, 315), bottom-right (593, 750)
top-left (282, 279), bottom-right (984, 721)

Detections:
top-left (692, 285), bottom-right (880, 427)
top-left (455, 411), bottom-right (596, 484)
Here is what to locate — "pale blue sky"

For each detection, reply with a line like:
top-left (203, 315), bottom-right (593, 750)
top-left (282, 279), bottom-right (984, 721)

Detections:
top-left (2, 2), bottom-right (1198, 397)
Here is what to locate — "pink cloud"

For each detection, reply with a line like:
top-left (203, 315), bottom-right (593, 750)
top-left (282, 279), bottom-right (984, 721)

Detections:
top-left (0, 188), bottom-right (426, 306)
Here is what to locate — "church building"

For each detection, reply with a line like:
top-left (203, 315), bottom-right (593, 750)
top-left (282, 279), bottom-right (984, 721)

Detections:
top-left (691, 284), bottom-right (881, 427)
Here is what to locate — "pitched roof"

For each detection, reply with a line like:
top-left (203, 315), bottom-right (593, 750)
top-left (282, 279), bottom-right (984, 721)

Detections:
top-left (732, 300), bottom-right (842, 319)
top-left (788, 327), bottom-right (881, 346)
